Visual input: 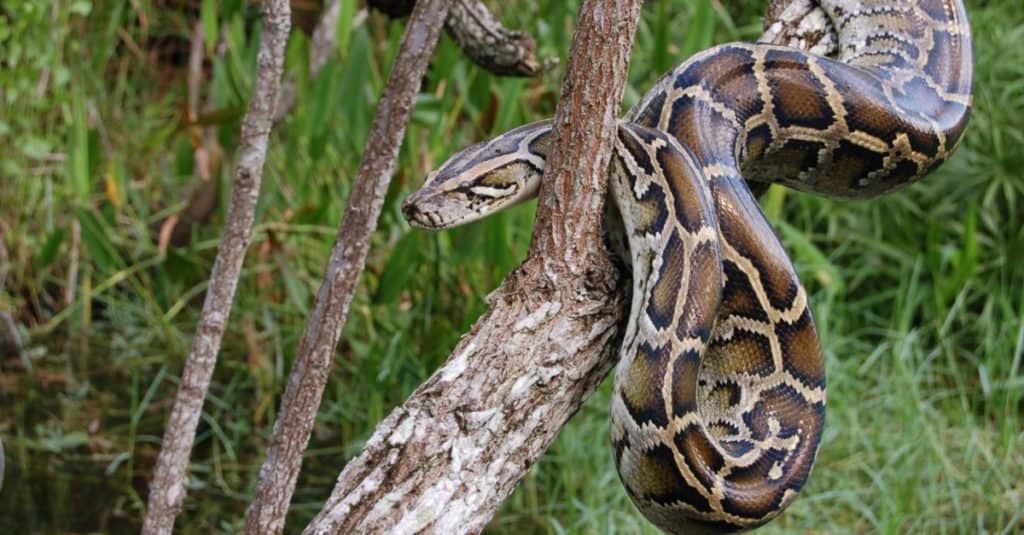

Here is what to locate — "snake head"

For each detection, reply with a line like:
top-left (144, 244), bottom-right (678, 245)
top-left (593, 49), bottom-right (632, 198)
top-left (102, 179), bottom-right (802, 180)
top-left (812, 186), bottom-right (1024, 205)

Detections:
top-left (402, 120), bottom-right (553, 230)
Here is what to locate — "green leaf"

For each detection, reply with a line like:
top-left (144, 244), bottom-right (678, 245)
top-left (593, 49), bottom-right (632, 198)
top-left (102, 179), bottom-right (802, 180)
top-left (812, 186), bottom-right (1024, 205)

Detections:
top-left (75, 207), bottom-right (123, 274)
top-left (375, 231), bottom-right (422, 304)
top-left (336, 0), bottom-right (357, 59)
top-left (36, 229), bottom-right (66, 268)
top-left (200, 0), bottom-right (219, 53)
top-left (681, 0), bottom-right (715, 58)
top-left (67, 93), bottom-right (90, 200)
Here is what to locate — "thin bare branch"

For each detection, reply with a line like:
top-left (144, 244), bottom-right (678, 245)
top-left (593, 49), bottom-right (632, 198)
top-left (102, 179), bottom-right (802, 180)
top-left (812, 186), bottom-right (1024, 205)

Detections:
top-left (243, 1), bottom-right (453, 533)
top-left (141, 1), bottom-right (292, 533)
top-left (303, 0), bottom-right (643, 532)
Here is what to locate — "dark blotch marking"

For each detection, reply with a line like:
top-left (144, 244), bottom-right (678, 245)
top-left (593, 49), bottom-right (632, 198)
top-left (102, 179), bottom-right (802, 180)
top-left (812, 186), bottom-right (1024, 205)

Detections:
top-left (720, 384), bottom-right (825, 518)
top-left (632, 444), bottom-right (714, 513)
top-left (708, 328), bottom-right (775, 379)
top-left (656, 141), bottom-right (712, 234)
top-left (646, 230), bottom-right (687, 331)
top-left (742, 122), bottom-right (774, 163)
top-left (776, 308), bottom-right (825, 389)
top-left (720, 259), bottom-right (770, 324)
top-left (768, 138), bottom-right (828, 177)
top-left (621, 341), bottom-right (671, 427)
top-left (667, 94), bottom-right (740, 166)
top-left (618, 124), bottom-right (657, 177)
top-left (712, 175), bottom-right (800, 311)
top-left (636, 180), bottom-right (670, 237)
top-left (707, 380), bottom-right (743, 409)
top-left (684, 45), bottom-right (763, 118)
top-left (844, 90), bottom-right (901, 145)
top-left (719, 439), bottom-right (755, 457)
top-left (708, 419), bottom-right (741, 438)
top-left (671, 348), bottom-right (701, 416)
top-left (720, 448), bottom-right (793, 517)
top-left (884, 158), bottom-right (923, 190)
top-left (674, 423), bottom-right (727, 484)
top-left (764, 49), bottom-right (836, 130)
top-left (632, 89), bottom-right (667, 129)
top-left (823, 138), bottom-right (887, 195)
top-left (676, 240), bottom-right (722, 342)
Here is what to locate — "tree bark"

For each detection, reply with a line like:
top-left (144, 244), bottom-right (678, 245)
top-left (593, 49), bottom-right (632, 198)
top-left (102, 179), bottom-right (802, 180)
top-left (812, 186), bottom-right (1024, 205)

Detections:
top-left (141, 1), bottom-right (291, 534)
top-left (303, 0), bottom-right (643, 532)
top-left (243, 1), bottom-right (453, 533)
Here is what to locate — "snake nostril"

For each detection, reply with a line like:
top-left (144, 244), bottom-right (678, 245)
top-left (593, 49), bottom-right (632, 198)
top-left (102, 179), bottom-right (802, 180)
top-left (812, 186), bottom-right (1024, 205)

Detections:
top-left (401, 201), bottom-right (418, 220)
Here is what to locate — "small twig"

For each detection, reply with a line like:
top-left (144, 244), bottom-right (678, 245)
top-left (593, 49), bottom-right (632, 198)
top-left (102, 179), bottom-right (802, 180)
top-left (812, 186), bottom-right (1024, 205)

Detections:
top-left (303, 0), bottom-right (642, 532)
top-left (141, 1), bottom-right (292, 533)
top-left (243, 1), bottom-right (453, 533)
top-left (65, 220), bottom-right (80, 308)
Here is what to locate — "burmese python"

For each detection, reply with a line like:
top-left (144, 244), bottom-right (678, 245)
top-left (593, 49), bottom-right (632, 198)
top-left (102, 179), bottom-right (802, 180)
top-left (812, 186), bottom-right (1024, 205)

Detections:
top-left (401, 0), bottom-right (973, 531)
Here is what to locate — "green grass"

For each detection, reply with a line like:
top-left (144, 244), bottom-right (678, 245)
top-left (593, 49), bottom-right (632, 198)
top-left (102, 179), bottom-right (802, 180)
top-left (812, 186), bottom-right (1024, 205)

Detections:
top-left (1, 0), bottom-right (1021, 533)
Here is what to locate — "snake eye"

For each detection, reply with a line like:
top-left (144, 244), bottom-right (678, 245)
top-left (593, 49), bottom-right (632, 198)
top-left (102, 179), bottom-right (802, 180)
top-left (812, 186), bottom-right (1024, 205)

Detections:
top-left (469, 184), bottom-right (517, 198)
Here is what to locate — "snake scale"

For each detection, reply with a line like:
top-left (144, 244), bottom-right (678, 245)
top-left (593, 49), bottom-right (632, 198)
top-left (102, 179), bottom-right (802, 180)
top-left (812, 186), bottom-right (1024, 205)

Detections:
top-left (402, 0), bottom-right (973, 532)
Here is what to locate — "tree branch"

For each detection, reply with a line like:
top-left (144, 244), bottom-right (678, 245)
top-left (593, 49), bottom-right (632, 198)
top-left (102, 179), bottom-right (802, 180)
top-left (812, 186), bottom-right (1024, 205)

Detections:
top-left (141, 1), bottom-right (291, 533)
top-left (243, 1), bottom-right (453, 533)
top-left (303, 0), bottom-right (643, 532)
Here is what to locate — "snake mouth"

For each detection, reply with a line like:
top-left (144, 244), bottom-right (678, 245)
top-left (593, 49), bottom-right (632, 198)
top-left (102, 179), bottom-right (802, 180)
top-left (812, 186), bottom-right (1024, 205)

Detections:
top-left (401, 198), bottom-right (436, 229)
top-left (402, 193), bottom-right (456, 230)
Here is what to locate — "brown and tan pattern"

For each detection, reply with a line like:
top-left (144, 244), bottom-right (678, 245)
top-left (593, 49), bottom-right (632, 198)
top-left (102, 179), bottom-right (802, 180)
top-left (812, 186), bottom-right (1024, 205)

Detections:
top-left (402, 0), bottom-right (972, 532)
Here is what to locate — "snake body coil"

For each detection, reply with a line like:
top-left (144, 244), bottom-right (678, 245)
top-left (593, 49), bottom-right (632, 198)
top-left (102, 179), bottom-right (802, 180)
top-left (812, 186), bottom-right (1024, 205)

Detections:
top-left (402, 0), bottom-right (972, 532)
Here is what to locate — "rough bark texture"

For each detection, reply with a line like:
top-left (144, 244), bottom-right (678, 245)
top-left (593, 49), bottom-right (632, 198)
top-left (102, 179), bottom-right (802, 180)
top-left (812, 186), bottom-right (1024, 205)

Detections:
top-left (303, 0), bottom-right (643, 532)
top-left (243, 1), bottom-right (453, 533)
top-left (141, 1), bottom-right (291, 534)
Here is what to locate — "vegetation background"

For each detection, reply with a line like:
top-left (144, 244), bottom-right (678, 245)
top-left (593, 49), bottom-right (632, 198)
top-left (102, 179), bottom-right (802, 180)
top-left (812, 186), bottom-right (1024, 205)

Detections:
top-left (0, 0), bottom-right (1020, 532)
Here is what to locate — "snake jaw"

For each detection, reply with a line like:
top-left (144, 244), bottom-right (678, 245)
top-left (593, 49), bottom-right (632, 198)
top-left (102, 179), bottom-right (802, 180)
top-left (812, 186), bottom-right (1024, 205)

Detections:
top-left (402, 182), bottom-right (490, 230)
